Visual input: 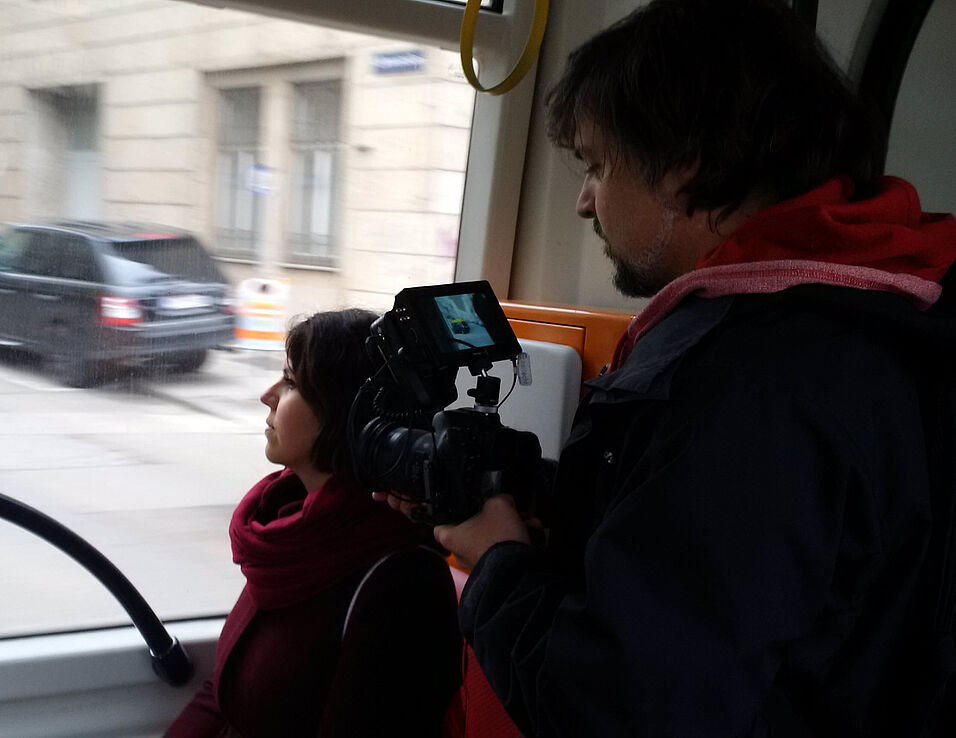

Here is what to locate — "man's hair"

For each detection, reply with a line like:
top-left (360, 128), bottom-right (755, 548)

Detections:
top-left (285, 308), bottom-right (380, 482)
top-left (546, 0), bottom-right (885, 220)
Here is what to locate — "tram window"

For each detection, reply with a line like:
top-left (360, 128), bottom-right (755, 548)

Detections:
top-left (814, 0), bottom-right (873, 72)
top-left (0, 0), bottom-right (477, 638)
top-left (884, 0), bottom-right (956, 213)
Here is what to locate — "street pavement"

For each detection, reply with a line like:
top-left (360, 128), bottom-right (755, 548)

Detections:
top-left (0, 346), bottom-right (286, 638)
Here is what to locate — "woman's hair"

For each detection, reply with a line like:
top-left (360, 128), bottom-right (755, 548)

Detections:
top-left (284, 308), bottom-right (380, 482)
top-left (546, 0), bottom-right (886, 222)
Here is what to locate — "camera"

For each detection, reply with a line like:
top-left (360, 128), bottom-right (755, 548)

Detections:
top-left (349, 280), bottom-right (544, 524)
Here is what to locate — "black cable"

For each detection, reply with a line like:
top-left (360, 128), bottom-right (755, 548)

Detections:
top-left (0, 492), bottom-right (192, 686)
top-left (496, 360), bottom-right (519, 409)
top-left (373, 384), bottom-right (429, 424)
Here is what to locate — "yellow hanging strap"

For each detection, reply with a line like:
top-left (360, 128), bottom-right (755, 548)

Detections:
top-left (460, 0), bottom-right (550, 96)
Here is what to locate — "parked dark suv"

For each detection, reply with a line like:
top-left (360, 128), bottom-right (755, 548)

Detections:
top-left (0, 221), bottom-right (235, 386)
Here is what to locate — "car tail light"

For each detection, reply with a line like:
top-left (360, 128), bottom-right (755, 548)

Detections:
top-left (99, 295), bottom-right (143, 326)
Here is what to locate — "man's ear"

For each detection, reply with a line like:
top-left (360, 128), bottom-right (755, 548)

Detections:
top-left (658, 160), bottom-right (699, 207)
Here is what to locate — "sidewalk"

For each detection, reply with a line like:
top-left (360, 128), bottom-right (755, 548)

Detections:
top-left (142, 346), bottom-right (285, 424)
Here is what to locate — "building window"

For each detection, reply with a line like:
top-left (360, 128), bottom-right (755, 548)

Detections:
top-left (216, 87), bottom-right (262, 258)
top-left (288, 80), bottom-right (341, 266)
top-left (29, 84), bottom-right (101, 220)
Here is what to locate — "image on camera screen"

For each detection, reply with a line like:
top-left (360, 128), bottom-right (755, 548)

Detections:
top-left (432, 293), bottom-right (495, 351)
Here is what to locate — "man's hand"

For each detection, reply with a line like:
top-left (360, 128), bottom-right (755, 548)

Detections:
top-left (433, 494), bottom-right (530, 570)
top-left (371, 490), bottom-right (421, 519)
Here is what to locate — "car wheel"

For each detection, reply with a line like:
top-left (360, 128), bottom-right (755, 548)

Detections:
top-left (171, 349), bottom-right (208, 373)
top-left (43, 324), bottom-right (95, 387)
top-left (46, 346), bottom-right (93, 387)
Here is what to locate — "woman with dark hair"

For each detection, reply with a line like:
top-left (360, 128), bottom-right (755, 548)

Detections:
top-left (167, 309), bottom-right (461, 738)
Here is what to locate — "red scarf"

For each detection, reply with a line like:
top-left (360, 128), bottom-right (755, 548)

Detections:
top-left (230, 469), bottom-right (433, 610)
top-left (610, 176), bottom-right (956, 371)
top-left (202, 470), bottom-right (435, 709)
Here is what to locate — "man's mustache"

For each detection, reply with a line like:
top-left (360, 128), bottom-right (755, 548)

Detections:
top-left (592, 218), bottom-right (606, 240)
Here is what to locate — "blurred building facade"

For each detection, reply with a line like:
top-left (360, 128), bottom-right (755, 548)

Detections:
top-left (0, 0), bottom-right (475, 315)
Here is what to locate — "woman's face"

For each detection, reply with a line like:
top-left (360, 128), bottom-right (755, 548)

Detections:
top-left (260, 361), bottom-right (322, 476)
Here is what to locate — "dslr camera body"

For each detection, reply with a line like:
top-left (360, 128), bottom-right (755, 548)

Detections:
top-left (349, 281), bottom-right (543, 524)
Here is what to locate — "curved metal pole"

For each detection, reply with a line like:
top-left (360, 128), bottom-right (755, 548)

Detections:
top-left (0, 492), bottom-right (192, 686)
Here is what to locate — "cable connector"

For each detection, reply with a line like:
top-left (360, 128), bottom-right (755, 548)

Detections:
top-left (517, 352), bottom-right (532, 386)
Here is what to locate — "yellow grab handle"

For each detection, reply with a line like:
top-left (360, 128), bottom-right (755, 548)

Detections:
top-left (460, 0), bottom-right (550, 96)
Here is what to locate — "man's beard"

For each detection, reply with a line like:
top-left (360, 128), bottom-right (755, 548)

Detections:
top-left (594, 209), bottom-right (675, 298)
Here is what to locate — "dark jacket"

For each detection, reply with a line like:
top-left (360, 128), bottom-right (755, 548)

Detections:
top-left (460, 278), bottom-right (956, 737)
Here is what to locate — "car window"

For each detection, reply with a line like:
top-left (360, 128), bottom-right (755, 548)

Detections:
top-left (0, 230), bottom-right (31, 272)
top-left (17, 232), bottom-right (61, 277)
top-left (58, 236), bottom-right (100, 282)
top-left (99, 252), bottom-right (173, 286)
top-left (106, 237), bottom-right (225, 284)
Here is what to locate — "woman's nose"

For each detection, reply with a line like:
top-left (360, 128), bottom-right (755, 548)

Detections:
top-left (260, 381), bottom-right (279, 407)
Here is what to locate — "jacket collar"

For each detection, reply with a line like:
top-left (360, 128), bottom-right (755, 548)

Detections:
top-left (585, 296), bottom-right (734, 401)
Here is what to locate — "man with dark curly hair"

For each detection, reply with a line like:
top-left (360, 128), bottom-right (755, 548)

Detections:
top-left (402, 1), bottom-right (956, 735)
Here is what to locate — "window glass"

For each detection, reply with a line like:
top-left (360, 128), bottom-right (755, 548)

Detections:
top-left (58, 236), bottom-right (99, 282)
top-left (109, 237), bottom-right (225, 283)
top-left (288, 81), bottom-right (340, 265)
top-left (18, 232), bottom-right (60, 277)
top-left (884, 0), bottom-right (956, 213)
top-left (0, 230), bottom-right (31, 271)
top-left (30, 86), bottom-right (103, 219)
top-left (216, 87), bottom-right (263, 259)
top-left (0, 0), bottom-right (476, 638)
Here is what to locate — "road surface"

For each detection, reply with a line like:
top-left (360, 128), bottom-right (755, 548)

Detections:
top-left (0, 347), bottom-right (284, 638)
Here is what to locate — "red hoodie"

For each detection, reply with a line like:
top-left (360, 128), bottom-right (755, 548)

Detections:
top-left (611, 176), bottom-right (956, 370)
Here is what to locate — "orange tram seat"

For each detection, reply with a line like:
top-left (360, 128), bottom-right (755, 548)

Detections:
top-left (501, 301), bottom-right (634, 391)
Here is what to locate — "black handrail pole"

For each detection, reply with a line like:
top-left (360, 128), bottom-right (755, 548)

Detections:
top-left (0, 492), bottom-right (192, 686)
